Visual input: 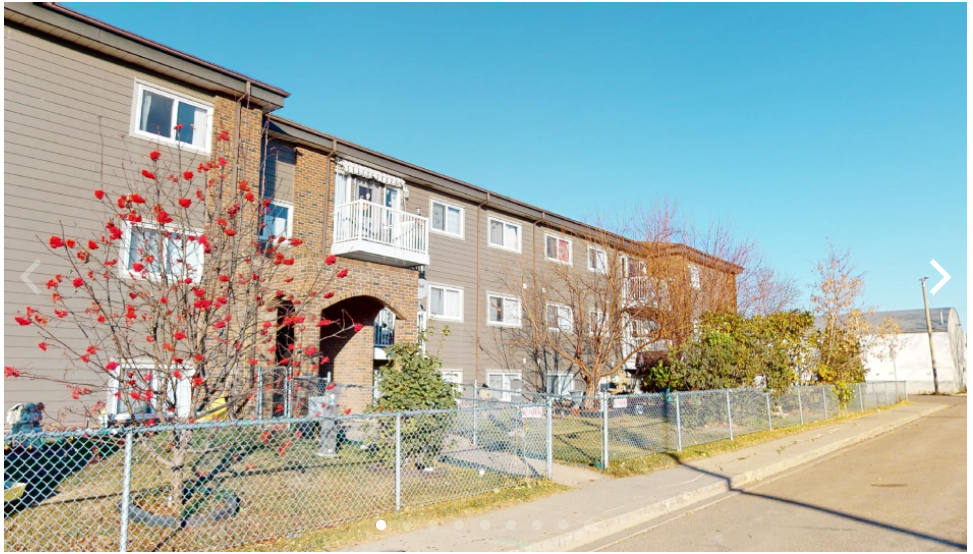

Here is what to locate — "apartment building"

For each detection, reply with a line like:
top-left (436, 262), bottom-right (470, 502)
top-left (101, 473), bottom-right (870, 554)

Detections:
top-left (4, 3), bottom-right (742, 418)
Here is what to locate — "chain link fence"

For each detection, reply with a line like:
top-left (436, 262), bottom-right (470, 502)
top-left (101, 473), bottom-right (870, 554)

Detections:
top-left (479, 381), bottom-right (907, 469)
top-left (4, 381), bottom-right (905, 550)
top-left (4, 403), bottom-right (548, 552)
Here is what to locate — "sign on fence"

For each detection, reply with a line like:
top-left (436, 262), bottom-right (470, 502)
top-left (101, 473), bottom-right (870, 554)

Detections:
top-left (521, 406), bottom-right (545, 418)
top-left (613, 397), bottom-right (628, 409)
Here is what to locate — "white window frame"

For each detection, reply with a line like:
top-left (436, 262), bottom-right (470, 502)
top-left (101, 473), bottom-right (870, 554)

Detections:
top-left (118, 221), bottom-right (205, 284)
top-left (587, 246), bottom-right (608, 274)
top-left (486, 371), bottom-right (522, 402)
top-left (130, 81), bottom-right (214, 153)
top-left (486, 292), bottom-right (522, 328)
top-left (487, 216), bottom-right (522, 253)
top-left (429, 198), bottom-right (465, 239)
top-left (546, 302), bottom-right (574, 333)
top-left (260, 199), bottom-right (294, 243)
top-left (545, 233), bottom-right (573, 265)
top-left (427, 283), bottom-right (464, 322)
top-left (106, 363), bottom-right (192, 422)
top-left (440, 370), bottom-right (464, 394)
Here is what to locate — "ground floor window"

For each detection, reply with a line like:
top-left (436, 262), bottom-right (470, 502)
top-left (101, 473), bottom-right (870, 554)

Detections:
top-left (486, 372), bottom-right (522, 402)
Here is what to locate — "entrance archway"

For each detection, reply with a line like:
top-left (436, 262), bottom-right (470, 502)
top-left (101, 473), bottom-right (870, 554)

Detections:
top-left (319, 296), bottom-right (413, 412)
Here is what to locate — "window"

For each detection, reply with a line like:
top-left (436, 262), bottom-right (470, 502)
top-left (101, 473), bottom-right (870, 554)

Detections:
top-left (487, 293), bottom-right (522, 327)
top-left (588, 246), bottom-right (608, 273)
top-left (546, 373), bottom-right (576, 396)
top-left (440, 370), bottom-right (464, 394)
top-left (260, 200), bottom-right (293, 242)
top-left (106, 364), bottom-right (192, 422)
top-left (488, 217), bottom-right (521, 253)
top-left (121, 223), bottom-right (204, 283)
top-left (430, 199), bottom-right (464, 239)
top-left (588, 310), bottom-right (606, 336)
top-left (132, 82), bottom-right (213, 152)
top-left (689, 263), bottom-right (701, 289)
top-left (623, 256), bottom-right (646, 277)
top-left (545, 234), bottom-right (572, 264)
top-left (486, 372), bottom-right (522, 402)
top-left (428, 284), bottom-right (463, 321)
top-left (546, 303), bottom-right (573, 332)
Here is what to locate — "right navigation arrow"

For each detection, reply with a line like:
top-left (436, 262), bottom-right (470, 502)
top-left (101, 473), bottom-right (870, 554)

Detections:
top-left (929, 259), bottom-right (950, 295)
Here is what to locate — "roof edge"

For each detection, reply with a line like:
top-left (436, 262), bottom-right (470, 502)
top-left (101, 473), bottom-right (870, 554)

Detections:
top-left (5, 3), bottom-right (288, 109)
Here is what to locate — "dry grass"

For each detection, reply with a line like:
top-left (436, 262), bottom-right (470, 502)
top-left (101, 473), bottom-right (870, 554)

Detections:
top-left (605, 402), bottom-right (908, 478)
top-left (241, 480), bottom-right (570, 551)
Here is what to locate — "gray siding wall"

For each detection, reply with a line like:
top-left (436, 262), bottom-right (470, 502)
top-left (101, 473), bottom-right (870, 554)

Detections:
top-left (4, 23), bottom-right (219, 419)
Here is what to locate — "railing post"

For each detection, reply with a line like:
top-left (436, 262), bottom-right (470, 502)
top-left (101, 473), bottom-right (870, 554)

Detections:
top-left (674, 392), bottom-right (683, 452)
top-left (394, 414), bottom-right (402, 511)
top-left (765, 392), bottom-right (773, 430)
top-left (859, 383), bottom-right (865, 411)
top-left (726, 389), bottom-right (734, 440)
top-left (119, 429), bottom-right (133, 553)
top-left (601, 392), bottom-right (609, 469)
top-left (797, 386), bottom-right (804, 425)
top-left (822, 387), bottom-right (828, 419)
top-left (546, 397), bottom-right (554, 480)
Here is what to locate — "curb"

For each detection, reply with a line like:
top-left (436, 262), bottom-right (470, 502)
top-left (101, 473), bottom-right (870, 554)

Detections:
top-left (523, 403), bottom-right (948, 552)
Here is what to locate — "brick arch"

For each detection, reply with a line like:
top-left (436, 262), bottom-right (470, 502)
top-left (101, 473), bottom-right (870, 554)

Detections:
top-left (317, 293), bottom-right (418, 413)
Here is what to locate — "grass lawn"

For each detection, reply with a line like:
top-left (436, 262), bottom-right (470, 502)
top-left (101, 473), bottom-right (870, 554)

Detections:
top-left (241, 480), bottom-right (570, 552)
top-left (4, 422), bottom-right (544, 552)
top-left (604, 402), bottom-right (908, 478)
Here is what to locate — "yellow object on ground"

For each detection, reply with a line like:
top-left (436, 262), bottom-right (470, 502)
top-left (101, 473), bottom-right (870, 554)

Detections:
top-left (196, 397), bottom-right (228, 422)
top-left (4, 482), bottom-right (26, 502)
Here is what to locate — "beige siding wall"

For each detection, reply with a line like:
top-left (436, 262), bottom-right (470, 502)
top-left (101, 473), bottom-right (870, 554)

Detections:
top-left (3, 23), bottom-right (220, 419)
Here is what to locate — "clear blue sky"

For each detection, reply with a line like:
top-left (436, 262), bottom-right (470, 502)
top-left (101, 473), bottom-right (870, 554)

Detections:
top-left (69, 2), bottom-right (967, 324)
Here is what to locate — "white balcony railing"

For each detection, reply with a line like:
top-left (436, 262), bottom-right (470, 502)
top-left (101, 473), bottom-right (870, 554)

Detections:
top-left (624, 276), bottom-right (670, 309)
top-left (332, 199), bottom-right (430, 267)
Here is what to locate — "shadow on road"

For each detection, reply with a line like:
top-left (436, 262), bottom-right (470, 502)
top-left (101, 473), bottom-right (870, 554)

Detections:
top-left (664, 452), bottom-right (967, 551)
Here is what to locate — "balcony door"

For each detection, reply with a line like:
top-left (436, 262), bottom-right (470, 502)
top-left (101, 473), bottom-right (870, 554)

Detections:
top-left (336, 174), bottom-right (401, 244)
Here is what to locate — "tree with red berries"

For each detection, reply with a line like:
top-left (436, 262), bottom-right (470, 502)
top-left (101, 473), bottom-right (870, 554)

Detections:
top-left (7, 122), bottom-right (358, 509)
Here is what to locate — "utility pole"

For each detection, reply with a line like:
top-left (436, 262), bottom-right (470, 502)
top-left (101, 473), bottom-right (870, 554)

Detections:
top-left (920, 277), bottom-right (940, 394)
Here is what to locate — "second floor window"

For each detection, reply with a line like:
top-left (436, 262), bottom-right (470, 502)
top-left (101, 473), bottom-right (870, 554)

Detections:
top-left (546, 303), bottom-right (573, 332)
top-left (430, 199), bottom-right (464, 238)
top-left (588, 246), bottom-right (608, 274)
top-left (260, 201), bottom-right (293, 242)
top-left (488, 217), bottom-right (521, 252)
top-left (122, 223), bottom-right (204, 283)
top-left (428, 284), bottom-right (463, 321)
top-left (545, 234), bottom-right (572, 264)
top-left (487, 294), bottom-right (521, 327)
top-left (133, 82), bottom-right (212, 152)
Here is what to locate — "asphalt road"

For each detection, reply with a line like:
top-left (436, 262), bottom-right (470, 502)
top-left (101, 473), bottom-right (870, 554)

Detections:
top-left (585, 396), bottom-right (967, 552)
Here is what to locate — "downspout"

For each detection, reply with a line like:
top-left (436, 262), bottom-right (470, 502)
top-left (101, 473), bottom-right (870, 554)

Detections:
top-left (322, 137), bottom-right (337, 252)
top-left (474, 192), bottom-right (491, 384)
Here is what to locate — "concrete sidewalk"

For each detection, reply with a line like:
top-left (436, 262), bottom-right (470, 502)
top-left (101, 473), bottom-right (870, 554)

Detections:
top-left (349, 400), bottom-right (947, 552)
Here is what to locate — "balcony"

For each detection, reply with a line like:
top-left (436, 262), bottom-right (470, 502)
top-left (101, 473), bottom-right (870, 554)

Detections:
top-left (332, 200), bottom-right (429, 267)
top-left (624, 276), bottom-right (669, 310)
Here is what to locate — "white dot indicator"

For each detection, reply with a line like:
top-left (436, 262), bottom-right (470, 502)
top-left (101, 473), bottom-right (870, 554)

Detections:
top-left (376, 520), bottom-right (386, 531)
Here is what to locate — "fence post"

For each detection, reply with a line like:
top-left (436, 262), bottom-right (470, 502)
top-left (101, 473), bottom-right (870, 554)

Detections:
top-left (858, 383), bottom-right (865, 411)
top-left (394, 414), bottom-right (402, 511)
top-left (904, 380), bottom-right (909, 401)
top-left (601, 392), bottom-right (609, 469)
top-left (726, 389), bottom-right (734, 440)
top-left (119, 429), bottom-right (134, 553)
top-left (822, 387), bottom-right (829, 419)
top-left (546, 397), bottom-right (554, 479)
top-left (472, 394), bottom-right (478, 447)
top-left (884, 382), bottom-right (891, 406)
top-left (674, 392), bottom-right (683, 452)
top-left (765, 392), bottom-right (773, 430)
top-left (797, 387), bottom-right (804, 425)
